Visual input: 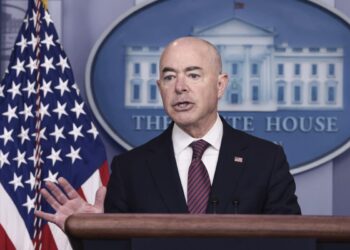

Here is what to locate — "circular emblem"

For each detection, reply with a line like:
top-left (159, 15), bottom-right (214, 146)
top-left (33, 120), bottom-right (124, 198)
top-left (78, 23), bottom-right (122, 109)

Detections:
top-left (86, 0), bottom-right (350, 174)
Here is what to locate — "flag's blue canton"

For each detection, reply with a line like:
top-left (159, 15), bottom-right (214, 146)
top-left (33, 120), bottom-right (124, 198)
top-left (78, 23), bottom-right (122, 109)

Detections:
top-left (0, 0), bottom-right (106, 239)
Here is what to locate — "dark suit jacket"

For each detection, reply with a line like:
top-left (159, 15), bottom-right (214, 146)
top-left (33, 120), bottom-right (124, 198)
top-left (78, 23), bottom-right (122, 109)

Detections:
top-left (105, 118), bottom-right (301, 214)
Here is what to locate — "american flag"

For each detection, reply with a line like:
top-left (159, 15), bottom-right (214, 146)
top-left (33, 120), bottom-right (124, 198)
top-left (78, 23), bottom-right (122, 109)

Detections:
top-left (0, 0), bottom-right (109, 249)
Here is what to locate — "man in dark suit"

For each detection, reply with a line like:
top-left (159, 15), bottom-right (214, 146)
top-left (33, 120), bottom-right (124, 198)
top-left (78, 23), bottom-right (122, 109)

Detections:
top-left (35, 37), bottom-right (300, 231)
top-left (104, 119), bottom-right (299, 214)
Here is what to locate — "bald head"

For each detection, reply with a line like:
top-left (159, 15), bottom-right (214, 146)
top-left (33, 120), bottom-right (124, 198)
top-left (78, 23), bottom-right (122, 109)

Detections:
top-left (160, 37), bottom-right (222, 75)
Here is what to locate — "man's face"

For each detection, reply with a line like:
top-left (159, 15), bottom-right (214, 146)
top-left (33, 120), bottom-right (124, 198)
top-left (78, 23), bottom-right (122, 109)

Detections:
top-left (157, 38), bottom-right (227, 137)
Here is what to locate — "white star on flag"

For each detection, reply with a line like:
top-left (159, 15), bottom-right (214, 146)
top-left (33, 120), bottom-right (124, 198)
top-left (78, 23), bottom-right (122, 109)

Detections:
top-left (43, 11), bottom-right (53, 26)
top-left (3, 104), bottom-right (18, 123)
top-left (28, 149), bottom-right (44, 166)
top-left (0, 127), bottom-right (14, 146)
top-left (39, 102), bottom-right (51, 119)
top-left (22, 195), bottom-right (36, 214)
top-left (56, 55), bottom-right (70, 73)
top-left (71, 100), bottom-right (86, 119)
top-left (69, 124), bottom-right (84, 142)
top-left (66, 146), bottom-right (82, 164)
top-left (31, 127), bottom-right (48, 141)
top-left (47, 148), bottom-right (63, 166)
top-left (87, 122), bottom-right (99, 139)
top-left (19, 103), bottom-right (34, 121)
top-left (27, 33), bottom-right (38, 51)
top-left (25, 172), bottom-right (36, 191)
top-left (22, 80), bottom-right (36, 98)
top-left (53, 101), bottom-right (68, 119)
top-left (72, 83), bottom-right (81, 95)
top-left (7, 81), bottom-right (22, 99)
top-left (41, 32), bottom-right (55, 50)
top-left (13, 150), bottom-right (27, 168)
top-left (30, 9), bottom-right (38, 27)
top-left (40, 55), bottom-right (55, 74)
top-left (11, 58), bottom-right (26, 76)
top-left (16, 35), bottom-right (28, 53)
top-left (55, 78), bottom-right (70, 96)
top-left (44, 170), bottom-right (59, 183)
top-left (40, 79), bottom-right (53, 97)
top-left (18, 126), bottom-right (30, 144)
top-left (23, 14), bottom-right (29, 30)
top-left (26, 57), bottom-right (38, 74)
top-left (50, 125), bottom-right (66, 143)
top-left (9, 173), bottom-right (24, 191)
top-left (0, 150), bottom-right (10, 168)
top-left (0, 84), bottom-right (5, 97)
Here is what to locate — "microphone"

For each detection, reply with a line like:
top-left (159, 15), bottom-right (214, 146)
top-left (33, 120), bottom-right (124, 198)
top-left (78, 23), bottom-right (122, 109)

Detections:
top-left (232, 199), bottom-right (240, 214)
top-left (210, 196), bottom-right (219, 214)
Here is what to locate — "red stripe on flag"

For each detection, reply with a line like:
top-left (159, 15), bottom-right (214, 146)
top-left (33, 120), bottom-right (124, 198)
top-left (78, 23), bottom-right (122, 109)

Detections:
top-left (99, 160), bottom-right (110, 186)
top-left (77, 187), bottom-right (87, 201)
top-left (0, 224), bottom-right (16, 250)
top-left (33, 223), bottom-right (58, 250)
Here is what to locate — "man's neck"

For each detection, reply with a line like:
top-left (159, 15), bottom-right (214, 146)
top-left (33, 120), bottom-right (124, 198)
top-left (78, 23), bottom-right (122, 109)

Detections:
top-left (176, 114), bottom-right (219, 138)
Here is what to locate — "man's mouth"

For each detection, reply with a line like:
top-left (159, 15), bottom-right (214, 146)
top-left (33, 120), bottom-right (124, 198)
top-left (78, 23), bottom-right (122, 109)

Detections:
top-left (173, 101), bottom-right (194, 111)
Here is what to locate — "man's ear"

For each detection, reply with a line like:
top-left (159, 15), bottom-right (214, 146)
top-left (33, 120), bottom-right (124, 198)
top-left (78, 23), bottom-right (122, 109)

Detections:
top-left (217, 73), bottom-right (228, 98)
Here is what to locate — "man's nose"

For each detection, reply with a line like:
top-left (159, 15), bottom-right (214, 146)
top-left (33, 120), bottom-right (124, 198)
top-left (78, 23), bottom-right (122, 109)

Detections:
top-left (175, 75), bottom-right (188, 93)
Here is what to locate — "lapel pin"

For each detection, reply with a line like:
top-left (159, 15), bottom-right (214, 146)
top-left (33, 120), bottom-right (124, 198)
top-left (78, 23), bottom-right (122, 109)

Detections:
top-left (234, 156), bottom-right (244, 164)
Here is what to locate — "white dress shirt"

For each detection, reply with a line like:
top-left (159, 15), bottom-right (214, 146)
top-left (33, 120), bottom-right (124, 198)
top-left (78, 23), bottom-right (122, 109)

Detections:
top-left (172, 115), bottom-right (223, 202)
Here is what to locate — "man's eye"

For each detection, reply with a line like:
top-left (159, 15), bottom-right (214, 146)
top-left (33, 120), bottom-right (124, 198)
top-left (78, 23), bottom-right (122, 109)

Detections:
top-left (164, 75), bottom-right (175, 81)
top-left (188, 73), bottom-right (200, 79)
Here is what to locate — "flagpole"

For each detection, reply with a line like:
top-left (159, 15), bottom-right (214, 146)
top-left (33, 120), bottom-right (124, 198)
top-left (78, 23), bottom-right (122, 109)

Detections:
top-left (33, 0), bottom-right (44, 249)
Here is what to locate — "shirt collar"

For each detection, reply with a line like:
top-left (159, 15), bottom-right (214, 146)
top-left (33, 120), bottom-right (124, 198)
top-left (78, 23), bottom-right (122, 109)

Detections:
top-left (172, 115), bottom-right (223, 155)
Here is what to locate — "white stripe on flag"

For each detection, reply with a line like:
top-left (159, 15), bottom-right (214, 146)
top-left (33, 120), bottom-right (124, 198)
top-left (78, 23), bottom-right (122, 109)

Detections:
top-left (0, 183), bottom-right (34, 250)
top-left (81, 170), bottom-right (102, 204)
top-left (48, 222), bottom-right (72, 250)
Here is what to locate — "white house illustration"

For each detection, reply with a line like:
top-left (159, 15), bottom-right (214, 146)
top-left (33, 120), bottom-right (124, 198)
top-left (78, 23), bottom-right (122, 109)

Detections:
top-left (124, 18), bottom-right (343, 111)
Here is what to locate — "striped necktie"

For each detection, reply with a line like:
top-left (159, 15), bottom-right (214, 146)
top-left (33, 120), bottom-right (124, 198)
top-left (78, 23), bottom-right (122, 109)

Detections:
top-left (187, 139), bottom-right (211, 214)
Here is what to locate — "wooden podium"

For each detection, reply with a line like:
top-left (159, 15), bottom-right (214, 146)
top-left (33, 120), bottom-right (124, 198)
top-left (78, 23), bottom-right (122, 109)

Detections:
top-left (65, 214), bottom-right (350, 250)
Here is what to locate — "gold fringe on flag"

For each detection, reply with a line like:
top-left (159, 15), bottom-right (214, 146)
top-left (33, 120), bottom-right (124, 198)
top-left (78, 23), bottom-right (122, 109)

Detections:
top-left (42, 0), bottom-right (48, 10)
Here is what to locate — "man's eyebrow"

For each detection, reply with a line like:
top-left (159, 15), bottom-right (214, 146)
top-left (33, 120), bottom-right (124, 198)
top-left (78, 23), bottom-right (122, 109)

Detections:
top-left (185, 66), bottom-right (202, 72)
top-left (161, 66), bottom-right (203, 73)
top-left (161, 67), bottom-right (176, 73)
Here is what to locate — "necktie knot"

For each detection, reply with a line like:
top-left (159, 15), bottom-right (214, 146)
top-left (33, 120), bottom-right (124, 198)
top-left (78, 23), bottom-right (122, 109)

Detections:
top-left (190, 139), bottom-right (210, 160)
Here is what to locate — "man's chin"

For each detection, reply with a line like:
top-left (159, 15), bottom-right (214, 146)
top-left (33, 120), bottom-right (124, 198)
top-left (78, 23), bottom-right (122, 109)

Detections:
top-left (171, 113), bottom-right (195, 125)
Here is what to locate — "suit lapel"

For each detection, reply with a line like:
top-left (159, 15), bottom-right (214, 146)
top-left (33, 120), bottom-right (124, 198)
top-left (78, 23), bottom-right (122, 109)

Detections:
top-left (145, 119), bottom-right (250, 214)
top-left (146, 125), bottom-right (188, 213)
top-left (208, 119), bottom-right (249, 213)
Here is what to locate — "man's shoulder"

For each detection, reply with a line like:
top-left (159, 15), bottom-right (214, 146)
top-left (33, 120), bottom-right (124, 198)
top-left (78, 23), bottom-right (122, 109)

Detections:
top-left (223, 120), bottom-right (282, 152)
top-left (113, 125), bottom-right (172, 163)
